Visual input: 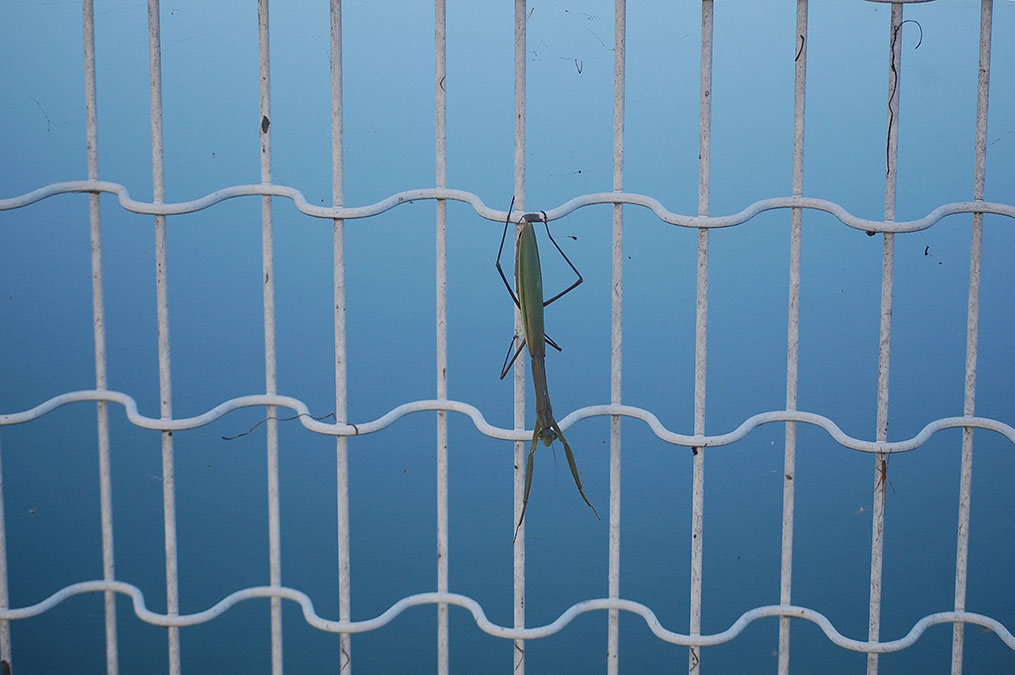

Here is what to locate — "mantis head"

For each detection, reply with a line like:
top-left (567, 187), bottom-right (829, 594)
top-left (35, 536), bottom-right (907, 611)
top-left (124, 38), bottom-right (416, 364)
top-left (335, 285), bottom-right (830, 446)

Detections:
top-left (537, 425), bottom-right (558, 447)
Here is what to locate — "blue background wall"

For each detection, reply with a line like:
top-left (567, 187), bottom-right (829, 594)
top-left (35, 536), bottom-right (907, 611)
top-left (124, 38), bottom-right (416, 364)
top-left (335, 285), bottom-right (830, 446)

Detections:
top-left (1, 1), bottom-right (1014, 672)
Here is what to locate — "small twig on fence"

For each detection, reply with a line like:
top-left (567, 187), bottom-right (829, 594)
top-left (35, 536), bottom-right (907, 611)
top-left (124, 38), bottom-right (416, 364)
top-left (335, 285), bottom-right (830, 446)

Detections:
top-left (340, 646), bottom-right (350, 670)
top-left (222, 411), bottom-right (338, 441)
top-left (886, 20), bottom-right (923, 175)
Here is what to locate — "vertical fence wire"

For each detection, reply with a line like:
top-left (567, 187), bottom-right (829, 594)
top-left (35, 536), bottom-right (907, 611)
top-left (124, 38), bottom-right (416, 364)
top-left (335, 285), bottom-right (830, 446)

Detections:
top-left (606, 1), bottom-right (625, 674)
top-left (868, 6), bottom-right (904, 674)
top-left (689, 1), bottom-right (714, 671)
top-left (434, 0), bottom-right (450, 673)
top-left (778, 3), bottom-right (808, 674)
top-left (145, 2), bottom-right (181, 672)
top-left (329, 1), bottom-right (352, 672)
top-left (0, 438), bottom-right (8, 670)
top-left (952, 2), bottom-right (993, 672)
top-left (82, 0), bottom-right (118, 673)
top-left (255, 2), bottom-right (284, 673)
top-left (512, 2), bottom-right (528, 672)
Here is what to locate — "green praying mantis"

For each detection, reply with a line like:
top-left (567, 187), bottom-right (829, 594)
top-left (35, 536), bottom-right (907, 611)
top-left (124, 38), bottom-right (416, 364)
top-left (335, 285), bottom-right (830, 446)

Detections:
top-left (496, 197), bottom-right (601, 542)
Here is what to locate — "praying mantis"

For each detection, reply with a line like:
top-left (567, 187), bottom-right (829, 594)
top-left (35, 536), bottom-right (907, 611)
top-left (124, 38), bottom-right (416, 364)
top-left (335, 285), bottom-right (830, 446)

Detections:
top-left (496, 197), bottom-right (601, 542)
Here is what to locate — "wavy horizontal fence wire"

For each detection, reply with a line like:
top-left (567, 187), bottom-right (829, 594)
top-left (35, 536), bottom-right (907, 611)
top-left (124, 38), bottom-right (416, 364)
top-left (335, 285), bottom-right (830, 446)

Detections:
top-left (2, 389), bottom-right (1014, 454)
top-left (0, 1), bottom-right (1012, 674)
top-left (3, 183), bottom-right (1014, 232)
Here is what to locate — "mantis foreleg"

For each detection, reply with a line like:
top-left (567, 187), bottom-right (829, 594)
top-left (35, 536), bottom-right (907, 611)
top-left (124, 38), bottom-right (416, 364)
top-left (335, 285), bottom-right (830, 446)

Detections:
top-left (512, 418), bottom-right (601, 542)
top-left (552, 419), bottom-right (601, 519)
top-left (513, 428), bottom-right (541, 543)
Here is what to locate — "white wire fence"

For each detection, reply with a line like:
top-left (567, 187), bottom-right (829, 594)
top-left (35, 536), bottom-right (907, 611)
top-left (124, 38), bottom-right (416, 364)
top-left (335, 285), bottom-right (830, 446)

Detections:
top-left (1, 1), bottom-right (1014, 674)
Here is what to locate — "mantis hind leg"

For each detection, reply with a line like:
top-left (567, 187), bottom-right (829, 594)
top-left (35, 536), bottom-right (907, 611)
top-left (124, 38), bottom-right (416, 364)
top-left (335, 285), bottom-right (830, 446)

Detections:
top-left (500, 332), bottom-right (563, 380)
top-left (499, 334), bottom-right (526, 380)
top-left (552, 419), bottom-right (601, 521)
top-left (496, 196), bottom-right (521, 310)
top-left (538, 213), bottom-right (584, 307)
top-left (513, 429), bottom-right (540, 543)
